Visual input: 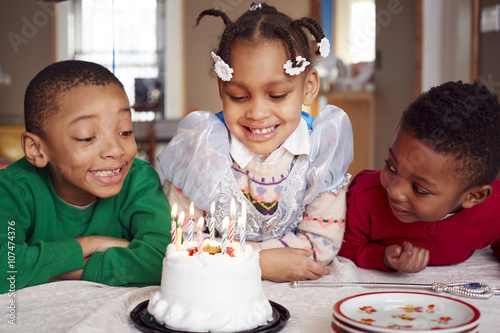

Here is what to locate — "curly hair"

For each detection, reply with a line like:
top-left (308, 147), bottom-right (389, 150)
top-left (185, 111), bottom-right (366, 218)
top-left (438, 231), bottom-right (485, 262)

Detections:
top-left (24, 60), bottom-right (125, 137)
top-left (400, 81), bottom-right (500, 189)
top-left (196, 2), bottom-right (325, 70)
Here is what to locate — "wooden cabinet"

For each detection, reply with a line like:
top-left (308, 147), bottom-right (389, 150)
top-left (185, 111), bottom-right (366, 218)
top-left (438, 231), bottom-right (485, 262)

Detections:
top-left (313, 91), bottom-right (375, 178)
top-left (0, 124), bottom-right (25, 164)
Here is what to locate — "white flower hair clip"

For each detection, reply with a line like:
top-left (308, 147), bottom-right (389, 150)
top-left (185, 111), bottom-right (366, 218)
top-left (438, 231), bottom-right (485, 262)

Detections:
top-left (317, 37), bottom-right (331, 58)
top-left (211, 51), bottom-right (234, 81)
top-left (283, 56), bottom-right (310, 76)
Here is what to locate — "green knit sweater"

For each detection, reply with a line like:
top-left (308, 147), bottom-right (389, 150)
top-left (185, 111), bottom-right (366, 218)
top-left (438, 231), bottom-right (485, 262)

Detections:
top-left (0, 157), bottom-right (171, 293)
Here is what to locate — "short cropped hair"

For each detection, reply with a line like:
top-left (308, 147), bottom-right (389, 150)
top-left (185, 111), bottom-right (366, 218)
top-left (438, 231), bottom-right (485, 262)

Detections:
top-left (24, 60), bottom-right (124, 137)
top-left (400, 81), bottom-right (500, 190)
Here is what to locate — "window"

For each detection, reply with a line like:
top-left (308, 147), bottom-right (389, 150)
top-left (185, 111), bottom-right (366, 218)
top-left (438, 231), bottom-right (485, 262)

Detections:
top-left (74, 0), bottom-right (163, 121)
top-left (350, 0), bottom-right (376, 63)
top-left (335, 0), bottom-right (375, 65)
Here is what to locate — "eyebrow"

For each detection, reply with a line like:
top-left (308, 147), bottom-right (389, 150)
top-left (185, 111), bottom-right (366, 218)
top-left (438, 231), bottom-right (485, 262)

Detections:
top-left (413, 174), bottom-right (437, 189)
top-left (224, 78), bottom-right (293, 89)
top-left (68, 108), bottom-right (131, 126)
top-left (68, 114), bottom-right (97, 126)
top-left (266, 79), bottom-right (294, 86)
top-left (388, 147), bottom-right (437, 188)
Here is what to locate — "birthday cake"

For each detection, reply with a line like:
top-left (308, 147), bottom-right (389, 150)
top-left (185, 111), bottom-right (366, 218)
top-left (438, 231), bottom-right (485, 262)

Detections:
top-left (147, 240), bottom-right (274, 332)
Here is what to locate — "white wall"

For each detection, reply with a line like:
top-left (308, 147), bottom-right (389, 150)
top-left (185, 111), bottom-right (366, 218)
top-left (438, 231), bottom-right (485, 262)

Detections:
top-left (164, 0), bottom-right (184, 119)
top-left (422, 0), bottom-right (471, 92)
top-left (0, 1), bottom-right (55, 123)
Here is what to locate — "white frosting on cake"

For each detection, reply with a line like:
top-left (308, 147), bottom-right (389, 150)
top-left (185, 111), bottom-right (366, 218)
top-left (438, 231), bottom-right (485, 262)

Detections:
top-left (148, 240), bottom-right (273, 332)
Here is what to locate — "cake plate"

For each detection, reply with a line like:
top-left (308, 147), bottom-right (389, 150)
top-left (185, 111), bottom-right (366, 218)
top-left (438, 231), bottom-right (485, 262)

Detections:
top-left (130, 300), bottom-right (290, 333)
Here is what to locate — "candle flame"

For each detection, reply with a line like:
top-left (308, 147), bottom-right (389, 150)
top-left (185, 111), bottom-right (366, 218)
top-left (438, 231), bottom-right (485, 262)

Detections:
top-left (222, 216), bottom-right (230, 229)
top-left (241, 202), bottom-right (246, 220)
top-left (238, 216), bottom-right (245, 227)
top-left (171, 203), bottom-right (178, 218)
top-left (198, 217), bottom-right (204, 229)
top-left (178, 211), bottom-right (185, 226)
top-left (189, 201), bottom-right (194, 217)
top-left (210, 201), bottom-right (215, 214)
top-left (230, 198), bottom-right (236, 217)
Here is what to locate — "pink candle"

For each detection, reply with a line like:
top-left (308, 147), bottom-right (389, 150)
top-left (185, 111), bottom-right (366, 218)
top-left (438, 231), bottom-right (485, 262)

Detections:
top-left (197, 217), bottom-right (204, 255)
top-left (170, 203), bottom-right (178, 246)
top-left (222, 216), bottom-right (229, 255)
top-left (188, 202), bottom-right (194, 242)
top-left (240, 202), bottom-right (246, 252)
top-left (229, 198), bottom-right (235, 243)
top-left (239, 216), bottom-right (246, 252)
top-left (209, 202), bottom-right (215, 241)
top-left (229, 221), bottom-right (235, 243)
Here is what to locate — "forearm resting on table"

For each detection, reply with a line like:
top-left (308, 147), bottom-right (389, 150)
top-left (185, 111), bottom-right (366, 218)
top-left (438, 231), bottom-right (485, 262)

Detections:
top-left (297, 190), bottom-right (347, 264)
top-left (76, 235), bottom-right (130, 257)
top-left (52, 236), bottom-right (130, 281)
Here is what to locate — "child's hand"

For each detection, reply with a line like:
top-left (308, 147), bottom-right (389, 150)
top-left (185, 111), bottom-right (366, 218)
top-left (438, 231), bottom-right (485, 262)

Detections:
top-left (383, 241), bottom-right (429, 273)
top-left (259, 248), bottom-right (331, 282)
top-left (76, 235), bottom-right (130, 258)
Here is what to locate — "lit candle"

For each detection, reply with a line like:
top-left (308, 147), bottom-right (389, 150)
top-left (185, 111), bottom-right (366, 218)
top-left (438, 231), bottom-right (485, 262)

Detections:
top-left (209, 202), bottom-right (215, 241)
top-left (197, 217), bottom-right (204, 255)
top-left (176, 226), bottom-right (183, 252)
top-left (222, 216), bottom-right (229, 255)
top-left (229, 198), bottom-right (235, 243)
top-left (177, 211), bottom-right (185, 249)
top-left (188, 202), bottom-right (194, 242)
top-left (170, 203), bottom-right (178, 246)
top-left (239, 216), bottom-right (246, 252)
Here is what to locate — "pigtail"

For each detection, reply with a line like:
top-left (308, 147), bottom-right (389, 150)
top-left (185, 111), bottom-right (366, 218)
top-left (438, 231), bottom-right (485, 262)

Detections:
top-left (291, 18), bottom-right (326, 56)
top-left (196, 9), bottom-right (232, 27)
top-left (196, 9), bottom-right (234, 61)
top-left (273, 26), bottom-right (300, 67)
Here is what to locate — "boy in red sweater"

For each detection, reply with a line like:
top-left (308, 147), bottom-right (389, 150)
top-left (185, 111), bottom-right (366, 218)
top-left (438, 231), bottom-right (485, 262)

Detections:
top-left (339, 81), bottom-right (500, 273)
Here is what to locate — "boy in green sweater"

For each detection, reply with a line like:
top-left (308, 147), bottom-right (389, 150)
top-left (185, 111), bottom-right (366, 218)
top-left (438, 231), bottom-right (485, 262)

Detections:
top-left (0, 60), bottom-right (171, 293)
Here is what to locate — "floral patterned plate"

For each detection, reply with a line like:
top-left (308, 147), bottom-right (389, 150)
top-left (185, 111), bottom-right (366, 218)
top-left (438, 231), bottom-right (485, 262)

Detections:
top-left (331, 315), bottom-right (366, 333)
top-left (332, 292), bottom-right (480, 333)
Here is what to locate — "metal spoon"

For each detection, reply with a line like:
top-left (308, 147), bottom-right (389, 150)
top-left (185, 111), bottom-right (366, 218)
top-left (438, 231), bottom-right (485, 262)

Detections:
top-left (290, 281), bottom-right (500, 299)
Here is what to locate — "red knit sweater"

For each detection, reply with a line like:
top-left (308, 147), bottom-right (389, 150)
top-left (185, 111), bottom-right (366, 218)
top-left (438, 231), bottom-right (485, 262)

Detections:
top-left (338, 170), bottom-right (500, 271)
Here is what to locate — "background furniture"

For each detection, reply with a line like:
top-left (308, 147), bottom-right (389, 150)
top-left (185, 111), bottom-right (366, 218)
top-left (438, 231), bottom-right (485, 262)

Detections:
top-left (314, 91), bottom-right (375, 179)
top-left (0, 124), bottom-right (25, 169)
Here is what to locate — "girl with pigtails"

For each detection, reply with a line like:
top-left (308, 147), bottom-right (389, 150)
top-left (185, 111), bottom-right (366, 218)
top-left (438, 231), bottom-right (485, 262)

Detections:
top-left (158, 2), bottom-right (353, 282)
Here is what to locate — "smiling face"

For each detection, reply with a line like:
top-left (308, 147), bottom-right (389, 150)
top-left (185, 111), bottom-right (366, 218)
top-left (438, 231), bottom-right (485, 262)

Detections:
top-left (38, 83), bottom-right (137, 205)
top-left (379, 129), bottom-right (472, 223)
top-left (218, 40), bottom-right (318, 155)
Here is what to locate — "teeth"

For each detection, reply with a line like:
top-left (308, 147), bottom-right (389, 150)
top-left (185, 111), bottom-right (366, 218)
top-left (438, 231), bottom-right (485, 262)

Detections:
top-left (92, 168), bottom-right (120, 177)
top-left (251, 126), bottom-right (276, 134)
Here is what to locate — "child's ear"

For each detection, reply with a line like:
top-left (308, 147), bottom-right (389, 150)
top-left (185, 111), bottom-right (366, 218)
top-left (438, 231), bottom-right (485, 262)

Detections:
top-left (302, 68), bottom-right (320, 106)
top-left (21, 132), bottom-right (49, 168)
top-left (461, 184), bottom-right (493, 209)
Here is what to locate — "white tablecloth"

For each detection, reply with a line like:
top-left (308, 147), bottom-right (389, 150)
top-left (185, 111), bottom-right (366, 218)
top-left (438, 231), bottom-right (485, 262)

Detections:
top-left (1, 248), bottom-right (499, 332)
